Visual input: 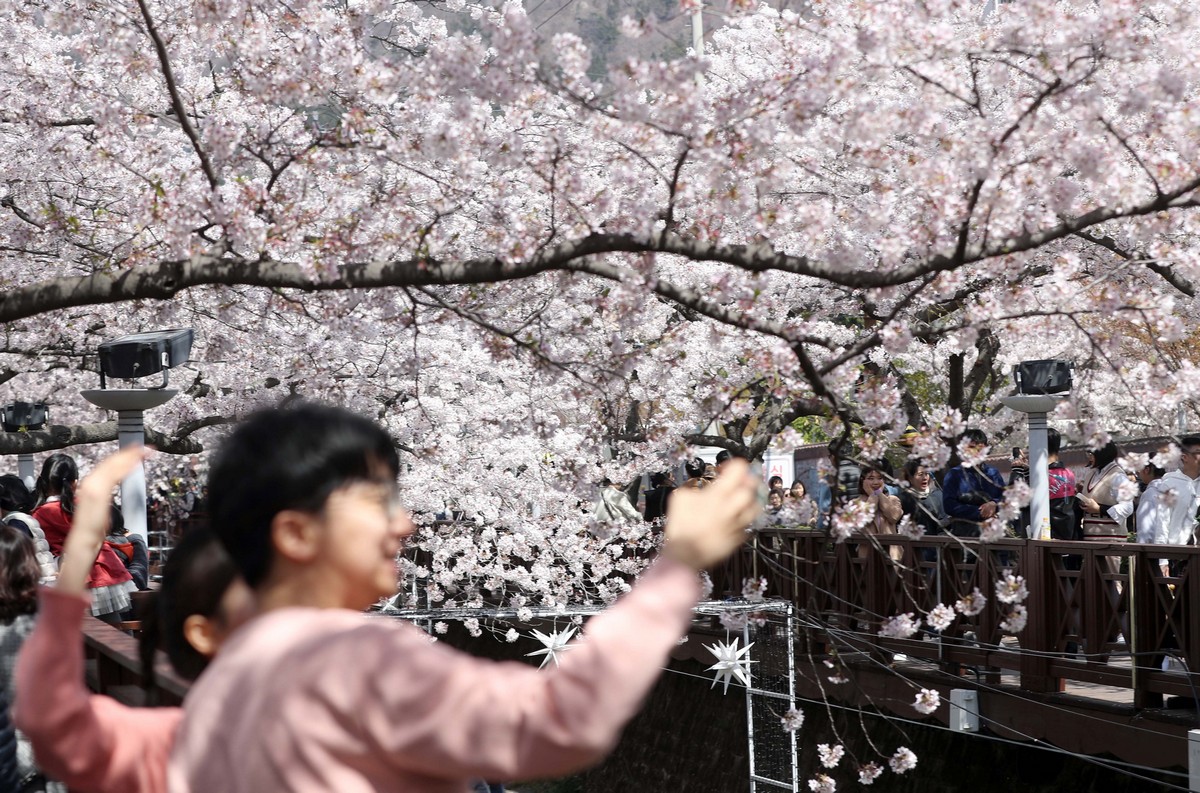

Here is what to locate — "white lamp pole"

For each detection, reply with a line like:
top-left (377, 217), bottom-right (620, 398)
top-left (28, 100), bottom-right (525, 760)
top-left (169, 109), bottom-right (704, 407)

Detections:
top-left (79, 389), bottom-right (177, 542)
top-left (1000, 394), bottom-right (1064, 541)
top-left (16, 454), bottom-right (35, 491)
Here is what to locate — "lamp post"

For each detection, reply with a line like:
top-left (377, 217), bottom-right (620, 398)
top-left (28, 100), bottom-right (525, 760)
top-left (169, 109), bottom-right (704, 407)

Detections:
top-left (2, 402), bottom-right (49, 490)
top-left (1001, 360), bottom-right (1072, 541)
top-left (81, 329), bottom-right (193, 543)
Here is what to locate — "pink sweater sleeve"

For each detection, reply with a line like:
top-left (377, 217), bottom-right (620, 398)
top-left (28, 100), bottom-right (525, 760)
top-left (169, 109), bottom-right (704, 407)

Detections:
top-left (314, 556), bottom-right (700, 781)
top-left (14, 587), bottom-right (182, 793)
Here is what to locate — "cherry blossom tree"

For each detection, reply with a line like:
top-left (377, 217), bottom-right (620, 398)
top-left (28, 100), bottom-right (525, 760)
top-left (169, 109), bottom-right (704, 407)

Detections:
top-left (0, 0), bottom-right (1198, 599)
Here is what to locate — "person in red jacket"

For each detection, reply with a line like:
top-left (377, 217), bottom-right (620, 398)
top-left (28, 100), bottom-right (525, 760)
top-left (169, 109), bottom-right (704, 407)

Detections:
top-left (33, 454), bottom-right (133, 625)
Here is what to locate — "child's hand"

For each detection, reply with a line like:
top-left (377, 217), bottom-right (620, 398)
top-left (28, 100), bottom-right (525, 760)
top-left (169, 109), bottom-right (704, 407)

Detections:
top-left (58, 447), bottom-right (153, 596)
top-left (661, 459), bottom-right (761, 570)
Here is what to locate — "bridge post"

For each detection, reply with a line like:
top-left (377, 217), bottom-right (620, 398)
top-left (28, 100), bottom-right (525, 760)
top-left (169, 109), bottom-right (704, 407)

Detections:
top-left (1189, 729), bottom-right (1200, 792)
top-left (1020, 540), bottom-right (1061, 693)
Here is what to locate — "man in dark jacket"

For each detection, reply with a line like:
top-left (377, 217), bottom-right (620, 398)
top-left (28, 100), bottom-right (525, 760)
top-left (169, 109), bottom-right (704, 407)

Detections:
top-left (943, 429), bottom-right (1006, 538)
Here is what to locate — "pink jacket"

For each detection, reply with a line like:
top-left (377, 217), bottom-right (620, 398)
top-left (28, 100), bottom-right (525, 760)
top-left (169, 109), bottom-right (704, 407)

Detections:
top-left (14, 588), bottom-right (181, 793)
top-left (169, 557), bottom-right (699, 792)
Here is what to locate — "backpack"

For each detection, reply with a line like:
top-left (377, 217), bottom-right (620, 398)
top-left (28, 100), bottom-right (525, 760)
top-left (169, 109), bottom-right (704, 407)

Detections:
top-left (104, 535), bottom-right (135, 564)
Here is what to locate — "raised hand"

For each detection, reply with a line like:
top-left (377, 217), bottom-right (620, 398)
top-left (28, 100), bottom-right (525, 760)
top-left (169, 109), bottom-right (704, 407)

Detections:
top-left (57, 447), bottom-right (154, 596)
top-left (661, 459), bottom-right (761, 570)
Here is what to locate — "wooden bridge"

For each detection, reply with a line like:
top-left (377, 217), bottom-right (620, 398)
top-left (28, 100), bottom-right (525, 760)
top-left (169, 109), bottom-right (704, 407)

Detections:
top-left (711, 529), bottom-right (1200, 774)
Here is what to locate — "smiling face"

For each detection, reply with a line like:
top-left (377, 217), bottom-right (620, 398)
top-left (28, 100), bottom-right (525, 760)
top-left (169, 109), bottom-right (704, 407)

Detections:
top-left (861, 469), bottom-right (884, 495)
top-left (309, 479), bottom-right (415, 611)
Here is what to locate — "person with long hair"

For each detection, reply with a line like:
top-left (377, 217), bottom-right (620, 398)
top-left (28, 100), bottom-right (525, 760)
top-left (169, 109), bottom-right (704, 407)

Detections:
top-left (0, 524), bottom-right (50, 792)
top-left (1076, 440), bottom-right (1134, 542)
top-left (33, 454), bottom-right (134, 624)
top-left (15, 448), bottom-right (254, 793)
top-left (856, 463), bottom-right (903, 561)
top-left (169, 402), bottom-right (759, 792)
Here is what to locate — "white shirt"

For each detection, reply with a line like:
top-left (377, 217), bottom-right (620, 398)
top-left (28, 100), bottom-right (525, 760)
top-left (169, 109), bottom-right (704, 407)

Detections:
top-left (1135, 470), bottom-right (1198, 550)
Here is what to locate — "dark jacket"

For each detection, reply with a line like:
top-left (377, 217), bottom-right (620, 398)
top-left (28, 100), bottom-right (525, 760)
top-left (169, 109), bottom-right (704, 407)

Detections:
top-left (105, 533), bottom-right (150, 591)
top-left (943, 464), bottom-right (1006, 537)
top-left (642, 487), bottom-right (673, 522)
top-left (899, 488), bottom-right (947, 535)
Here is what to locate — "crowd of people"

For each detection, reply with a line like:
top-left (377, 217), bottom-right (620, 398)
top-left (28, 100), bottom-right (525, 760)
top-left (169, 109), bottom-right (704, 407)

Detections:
top-left (631, 430), bottom-right (1200, 567)
top-left (0, 403), bottom-right (761, 793)
top-left (1, 416), bottom-right (1196, 791)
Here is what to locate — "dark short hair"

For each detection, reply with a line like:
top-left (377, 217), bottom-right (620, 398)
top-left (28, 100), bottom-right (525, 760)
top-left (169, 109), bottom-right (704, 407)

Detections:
top-left (0, 525), bottom-right (39, 621)
top-left (768, 476), bottom-right (783, 487)
top-left (650, 472), bottom-right (670, 487)
top-left (963, 429), bottom-right (988, 447)
top-left (1179, 435), bottom-right (1200, 450)
top-left (684, 458), bottom-right (706, 479)
top-left (715, 450), bottom-right (732, 464)
top-left (1092, 439), bottom-right (1121, 469)
top-left (1146, 458), bottom-right (1166, 479)
top-left (109, 504), bottom-right (126, 535)
top-left (207, 402), bottom-right (400, 587)
top-left (902, 459), bottom-right (924, 479)
top-left (0, 476), bottom-right (33, 514)
top-left (1047, 428), bottom-right (1062, 456)
top-left (140, 528), bottom-right (240, 684)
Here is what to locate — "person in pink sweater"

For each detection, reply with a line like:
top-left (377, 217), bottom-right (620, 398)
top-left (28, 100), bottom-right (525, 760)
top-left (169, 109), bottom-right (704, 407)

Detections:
top-left (169, 403), bottom-right (760, 792)
top-left (14, 449), bottom-right (253, 793)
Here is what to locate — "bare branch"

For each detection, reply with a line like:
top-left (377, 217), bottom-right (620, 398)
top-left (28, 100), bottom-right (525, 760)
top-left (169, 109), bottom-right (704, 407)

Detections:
top-left (2, 172), bottom-right (1199, 326)
top-left (1073, 230), bottom-right (1195, 297)
top-left (135, 0), bottom-right (222, 189)
top-left (0, 422), bottom-right (203, 455)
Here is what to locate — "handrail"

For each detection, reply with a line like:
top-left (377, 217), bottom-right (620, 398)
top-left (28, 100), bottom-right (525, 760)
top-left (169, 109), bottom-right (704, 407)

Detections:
top-left (711, 529), bottom-right (1200, 707)
top-left (80, 615), bottom-right (190, 706)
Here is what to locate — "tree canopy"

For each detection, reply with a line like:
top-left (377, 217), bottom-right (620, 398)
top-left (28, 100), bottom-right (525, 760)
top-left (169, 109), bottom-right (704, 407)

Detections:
top-left (1, 0), bottom-right (1199, 593)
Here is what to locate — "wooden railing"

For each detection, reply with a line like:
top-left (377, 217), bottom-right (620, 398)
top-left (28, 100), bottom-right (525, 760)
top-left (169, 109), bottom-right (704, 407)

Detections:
top-left (711, 529), bottom-right (1200, 708)
top-left (81, 615), bottom-right (190, 707)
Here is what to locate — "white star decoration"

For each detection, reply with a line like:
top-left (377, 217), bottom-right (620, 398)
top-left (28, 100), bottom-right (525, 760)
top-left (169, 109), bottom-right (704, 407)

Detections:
top-left (705, 638), bottom-right (755, 694)
top-left (526, 627), bottom-right (577, 668)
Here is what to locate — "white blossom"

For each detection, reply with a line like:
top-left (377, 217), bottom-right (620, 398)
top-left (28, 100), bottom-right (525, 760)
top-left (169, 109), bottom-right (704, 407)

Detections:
top-left (858, 763), bottom-right (883, 785)
top-left (781, 707), bottom-right (804, 733)
top-left (1001, 604), bottom-right (1029, 634)
top-left (889, 747), bottom-right (918, 774)
top-left (878, 613), bottom-right (921, 639)
top-left (912, 688), bottom-right (940, 715)
top-left (742, 576), bottom-right (768, 602)
top-left (926, 604), bottom-right (955, 632)
top-left (807, 774), bottom-right (836, 793)
top-left (955, 588), bottom-right (987, 617)
top-left (817, 743), bottom-right (845, 768)
top-left (995, 571), bottom-right (1029, 604)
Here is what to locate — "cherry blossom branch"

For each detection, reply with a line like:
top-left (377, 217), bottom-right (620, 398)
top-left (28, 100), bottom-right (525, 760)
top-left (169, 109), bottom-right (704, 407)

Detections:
top-left (135, 0), bottom-right (222, 190)
top-left (3, 172), bottom-right (1200, 325)
top-left (1073, 230), bottom-right (1195, 297)
top-left (0, 422), bottom-right (203, 455)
